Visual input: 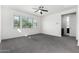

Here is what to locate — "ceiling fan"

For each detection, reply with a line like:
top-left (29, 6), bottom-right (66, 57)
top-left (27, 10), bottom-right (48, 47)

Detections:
top-left (32, 6), bottom-right (48, 15)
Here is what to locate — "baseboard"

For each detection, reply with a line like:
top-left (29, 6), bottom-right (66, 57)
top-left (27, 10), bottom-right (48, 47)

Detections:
top-left (2, 36), bottom-right (25, 41)
top-left (77, 40), bottom-right (79, 46)
top-left (0, 39), bottom-right (1, 43)
top-left (2, 33), bottom-right (41, 40)
top-left (41, 33), bottom-right (61, 37)
top-left (2, 33), bottom-right (62, 41)
top-left (42, 32), bottom-right (61, 37)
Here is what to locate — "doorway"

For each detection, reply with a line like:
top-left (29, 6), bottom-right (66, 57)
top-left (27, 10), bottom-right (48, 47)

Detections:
top-left (61, 13), bottom-right (76, 37)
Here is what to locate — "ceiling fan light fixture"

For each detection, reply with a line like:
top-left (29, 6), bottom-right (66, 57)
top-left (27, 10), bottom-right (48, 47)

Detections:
top-left (38, 10), bottom-right (41, 12)
top-left (33, 6), bottom-right (48, 15)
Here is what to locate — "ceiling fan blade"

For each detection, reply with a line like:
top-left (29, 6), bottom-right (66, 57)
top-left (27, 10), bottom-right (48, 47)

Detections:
top-left (42, 10), bottom-right (48, 12)
top-left (34, 9), bottom-right (39, 12)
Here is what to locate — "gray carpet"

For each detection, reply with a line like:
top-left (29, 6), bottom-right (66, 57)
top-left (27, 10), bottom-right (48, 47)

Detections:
top-left (0, 33), bottom-right (79, 53)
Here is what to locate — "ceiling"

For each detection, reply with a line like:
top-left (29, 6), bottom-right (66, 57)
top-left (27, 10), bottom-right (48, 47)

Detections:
top-left (6, 5), bottom-right (77, 16)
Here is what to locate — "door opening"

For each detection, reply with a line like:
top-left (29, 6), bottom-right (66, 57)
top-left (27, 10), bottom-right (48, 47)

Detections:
top-left (61, 13), bottom-right (76, 37)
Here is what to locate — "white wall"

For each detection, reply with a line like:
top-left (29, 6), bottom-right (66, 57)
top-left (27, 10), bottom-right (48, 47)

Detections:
top-left (70, 13), bottom-right (76, 36)
top-left (42, 8), bottom-right (76, 37)
top-left (42, 13), bottom-right (61, 36)
top-left (1, 6), bottom-right (41, 39)
top-left (0, 5), bottom-right (1, 42)
top-left (76, 6), bottom-right (79, 45)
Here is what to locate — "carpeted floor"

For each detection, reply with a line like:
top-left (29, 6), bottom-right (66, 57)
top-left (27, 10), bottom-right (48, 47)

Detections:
top-left (0, 33), bottom-right (79, 53)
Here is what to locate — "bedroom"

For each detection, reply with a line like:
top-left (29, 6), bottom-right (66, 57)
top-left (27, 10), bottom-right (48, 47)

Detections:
top-left (0, 5), bottom-right (79, 53)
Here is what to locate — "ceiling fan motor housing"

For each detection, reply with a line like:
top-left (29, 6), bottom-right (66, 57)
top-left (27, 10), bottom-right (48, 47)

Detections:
top-left (33, 6), bottom-right (48, 15)
top-left (39, 6), bottom-right (44, 9)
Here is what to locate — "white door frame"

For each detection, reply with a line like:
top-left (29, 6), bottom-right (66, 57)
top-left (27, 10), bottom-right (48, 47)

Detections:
top-left (0, 5), bottom-right (1, 43)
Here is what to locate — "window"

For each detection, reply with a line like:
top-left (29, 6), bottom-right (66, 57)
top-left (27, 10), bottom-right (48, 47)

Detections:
top-left (14, 16), bottom-right (20, 28)
top-left (33, 19), bottom-right (37, 28)
top-left (22, 17), bottom-right (33, 28)
top-left (14, 16), bottom-right (37, 28)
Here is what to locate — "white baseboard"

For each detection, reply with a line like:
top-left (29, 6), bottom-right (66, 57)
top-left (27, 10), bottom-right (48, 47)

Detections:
top-left (77, 40), bottom-right (79, 46)
top-left (0, 40), bottom-right (1, 43)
